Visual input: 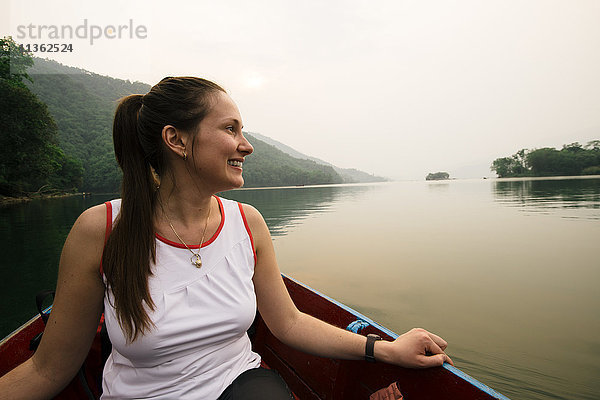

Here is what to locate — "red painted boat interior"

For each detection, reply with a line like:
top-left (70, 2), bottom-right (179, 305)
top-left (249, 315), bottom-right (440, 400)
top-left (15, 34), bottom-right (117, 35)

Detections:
top-left (0, 276), bottom-right (503, 399)
top-left (252, 276), bottom-right (500, 400)
top-left (0, 316), bottom-right (44, 377)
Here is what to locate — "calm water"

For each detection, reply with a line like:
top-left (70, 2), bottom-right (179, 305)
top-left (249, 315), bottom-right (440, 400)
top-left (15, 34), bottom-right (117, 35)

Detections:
top-left (1, 177), bottom-right (599, 400)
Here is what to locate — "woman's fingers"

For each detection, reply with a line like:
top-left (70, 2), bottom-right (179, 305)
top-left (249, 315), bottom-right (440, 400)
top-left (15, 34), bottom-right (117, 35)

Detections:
top-left (443, 353), bottom-right (454, 366)
top-left (409, 328), bottom-right (447, 350)
top-left (426, 331), bottom-right (448, 351)
top-left (422, 333), bottom-right (454, 367)
top-left (392, 328), bottom-right (453, 368)
top-left (417, 352), bottom-right (454, 368)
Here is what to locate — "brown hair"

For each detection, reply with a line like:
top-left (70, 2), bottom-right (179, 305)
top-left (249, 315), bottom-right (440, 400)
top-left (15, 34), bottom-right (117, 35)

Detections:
top-left (103, 77), bottom-right (225, 342)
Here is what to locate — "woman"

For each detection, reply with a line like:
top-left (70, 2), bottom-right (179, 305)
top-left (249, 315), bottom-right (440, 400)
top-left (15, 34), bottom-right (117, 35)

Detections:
top-left (0, 77), bottom-right (452, 399)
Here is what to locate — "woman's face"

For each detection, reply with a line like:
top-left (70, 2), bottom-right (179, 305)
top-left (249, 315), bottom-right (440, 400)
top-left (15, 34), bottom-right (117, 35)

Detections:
top-left (189, 91), bottom-right (254, 192)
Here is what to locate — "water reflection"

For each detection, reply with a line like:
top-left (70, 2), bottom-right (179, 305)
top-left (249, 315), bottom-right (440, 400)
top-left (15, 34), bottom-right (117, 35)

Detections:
top-left (0, 194), bottom-right (115, 338)
top-left (426, 182), bottom-right (450, 192)
top-left (221, 184), bottom-right (375, 237)
top-left (492, 177), bottom-right (600, 219)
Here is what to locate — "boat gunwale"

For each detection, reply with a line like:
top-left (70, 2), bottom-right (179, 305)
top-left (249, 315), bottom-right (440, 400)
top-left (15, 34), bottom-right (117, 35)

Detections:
top-left (282, 274), bottom-right (511, 400)
top-left (0, 305), bottom-right (52, 347)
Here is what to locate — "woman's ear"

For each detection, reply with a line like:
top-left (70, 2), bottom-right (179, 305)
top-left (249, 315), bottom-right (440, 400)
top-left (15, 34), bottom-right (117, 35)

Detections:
top-left (162, 125), bottom-right (188, 158)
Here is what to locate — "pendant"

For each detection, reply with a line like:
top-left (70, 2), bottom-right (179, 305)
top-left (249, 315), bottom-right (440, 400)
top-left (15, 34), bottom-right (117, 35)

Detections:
top-left (191, 253), bottom-right (202, 268)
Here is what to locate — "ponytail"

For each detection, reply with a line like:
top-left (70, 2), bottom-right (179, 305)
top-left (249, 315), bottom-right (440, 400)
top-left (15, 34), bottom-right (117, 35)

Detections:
top-left (102, 78), bottom-right (225, 342)
top-left (103, 94), bottom-right (157, 342)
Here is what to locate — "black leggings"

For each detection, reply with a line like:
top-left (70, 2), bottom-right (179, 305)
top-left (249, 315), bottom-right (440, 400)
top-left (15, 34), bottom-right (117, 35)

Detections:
top-left (217, 367), bottom-right (293, 400)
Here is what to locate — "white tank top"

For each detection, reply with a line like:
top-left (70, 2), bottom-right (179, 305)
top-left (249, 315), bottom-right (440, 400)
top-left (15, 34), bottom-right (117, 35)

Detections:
top-left (101, 196), bottom-right (261, 399)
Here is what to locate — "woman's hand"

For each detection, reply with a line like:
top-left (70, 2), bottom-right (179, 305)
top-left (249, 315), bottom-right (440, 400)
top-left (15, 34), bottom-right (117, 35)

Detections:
top-left (376, 328), bottom-right (453, 368)
top-left (245, 203), bottom-right (453, 369)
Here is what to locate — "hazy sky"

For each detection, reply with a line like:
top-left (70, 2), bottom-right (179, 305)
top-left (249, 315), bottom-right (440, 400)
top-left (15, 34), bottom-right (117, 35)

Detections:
top-left (4, 0), bottom-right (600, 179)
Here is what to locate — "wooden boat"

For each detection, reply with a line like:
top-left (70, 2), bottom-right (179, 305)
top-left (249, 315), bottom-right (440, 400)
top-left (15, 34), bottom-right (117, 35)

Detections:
top-left (0, 274), bottom-right (510, 399)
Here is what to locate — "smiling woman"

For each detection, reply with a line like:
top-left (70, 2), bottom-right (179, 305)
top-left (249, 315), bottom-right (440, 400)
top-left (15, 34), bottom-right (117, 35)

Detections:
top-left (167, 90), bottom-right (254, 193)
top-left (0, 76), bottom-right (452, 400)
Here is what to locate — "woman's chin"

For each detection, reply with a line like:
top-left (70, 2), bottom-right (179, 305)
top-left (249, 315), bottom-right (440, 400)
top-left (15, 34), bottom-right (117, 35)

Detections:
top-left (222, 177), bottom-right (245, 192)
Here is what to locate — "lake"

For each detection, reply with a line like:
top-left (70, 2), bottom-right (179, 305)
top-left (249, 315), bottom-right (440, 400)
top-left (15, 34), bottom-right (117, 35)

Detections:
top-left (1, 176), bottom-right (599, 400)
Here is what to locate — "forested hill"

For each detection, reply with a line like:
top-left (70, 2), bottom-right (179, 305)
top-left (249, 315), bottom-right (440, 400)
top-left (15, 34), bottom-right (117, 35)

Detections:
top-left (249, 131), bottom-right (386, 183)
top-left (26, 58), bottom-right (150, 192)
top-left (25, 58), bottom-right (349, 192)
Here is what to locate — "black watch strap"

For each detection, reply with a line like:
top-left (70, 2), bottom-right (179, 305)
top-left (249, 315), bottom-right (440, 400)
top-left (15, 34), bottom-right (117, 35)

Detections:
top-left (365, 334), bottom-right (382, 362)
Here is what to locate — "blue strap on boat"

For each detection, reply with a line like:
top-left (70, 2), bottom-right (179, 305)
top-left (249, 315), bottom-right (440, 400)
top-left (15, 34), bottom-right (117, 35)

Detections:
top-left (346, 319), bottom-right (370, 333)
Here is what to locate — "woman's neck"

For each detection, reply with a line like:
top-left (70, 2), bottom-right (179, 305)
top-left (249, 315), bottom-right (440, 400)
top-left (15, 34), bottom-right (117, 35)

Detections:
top-left (155, 178), bottom-right (214, 228)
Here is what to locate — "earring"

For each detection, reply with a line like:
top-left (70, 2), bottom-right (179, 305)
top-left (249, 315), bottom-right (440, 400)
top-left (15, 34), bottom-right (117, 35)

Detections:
top-left (182, 150), bottom-right (188, 161)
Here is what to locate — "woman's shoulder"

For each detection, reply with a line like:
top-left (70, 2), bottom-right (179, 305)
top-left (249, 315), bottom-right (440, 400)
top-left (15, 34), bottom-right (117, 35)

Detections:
top-left (216, 197), bottom-right (259, 219)
top-left (69, 203), bottom-right (111, 247)
top-left (216, 197), bottom-right (267, 237)
top-left (59, 203), bottom-right (110, 278)
top-left (236, 202), bottom-right (269, 238)
top-left (237, 202), bottom-right (262, 220)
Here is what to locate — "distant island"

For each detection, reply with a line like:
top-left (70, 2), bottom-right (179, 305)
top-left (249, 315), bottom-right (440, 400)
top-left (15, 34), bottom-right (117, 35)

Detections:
top-left (426, 172), bottom-right (450, 181)
top-left (491, 141), bottom-right (600, 178)
top-left (1, 37), bottom-right (385, 200)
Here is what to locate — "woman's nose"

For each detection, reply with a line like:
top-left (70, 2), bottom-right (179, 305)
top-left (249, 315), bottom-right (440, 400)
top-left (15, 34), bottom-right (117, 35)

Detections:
top-left (239, 134), bottom-right (254, 155)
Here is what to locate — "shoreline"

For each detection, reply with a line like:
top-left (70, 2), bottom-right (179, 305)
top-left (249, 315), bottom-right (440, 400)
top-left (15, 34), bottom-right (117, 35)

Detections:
top-left (3, 175), bottom-right (598, 205)
top-left (0, 192), bottom-right (86, 207)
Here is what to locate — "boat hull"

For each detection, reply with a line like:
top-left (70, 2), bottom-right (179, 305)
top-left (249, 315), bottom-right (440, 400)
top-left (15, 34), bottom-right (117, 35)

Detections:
top-left (253, 275), bottom-right (508, 400)
top-left (0, 274), bottom-right (509, 399)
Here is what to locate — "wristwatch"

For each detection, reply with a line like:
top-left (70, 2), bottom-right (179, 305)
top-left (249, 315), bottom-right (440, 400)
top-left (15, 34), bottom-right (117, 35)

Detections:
top-left (365, 334), bottom-right (382, 362)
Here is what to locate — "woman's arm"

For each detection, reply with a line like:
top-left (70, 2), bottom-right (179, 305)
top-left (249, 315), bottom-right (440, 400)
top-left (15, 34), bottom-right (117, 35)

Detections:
top-left (0, 204), bottom-right (107, 400)
top-left (245, 204), bottom-right (453, 368)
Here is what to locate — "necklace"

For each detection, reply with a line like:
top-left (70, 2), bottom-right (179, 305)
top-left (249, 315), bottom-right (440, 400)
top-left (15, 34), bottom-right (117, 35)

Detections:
top-left (161, 198), bottom-right (212, 268)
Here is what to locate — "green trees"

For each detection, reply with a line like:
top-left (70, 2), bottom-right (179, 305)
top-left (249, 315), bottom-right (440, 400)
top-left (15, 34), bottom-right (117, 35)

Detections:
top-left (0, 37), bottom-right (33, 88)
top-left (491, 141), bottom-right (600, 178)
top-left (527, 143), bottom-right (600, 176)
top-left (0, 37), bottom-right (82, 196)
top-left (490, 148), bottom-right (529, 178)
top-left (27, 71), bottom-right (122, 192)
top-left (1, 80), bottom-right (57, 194)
